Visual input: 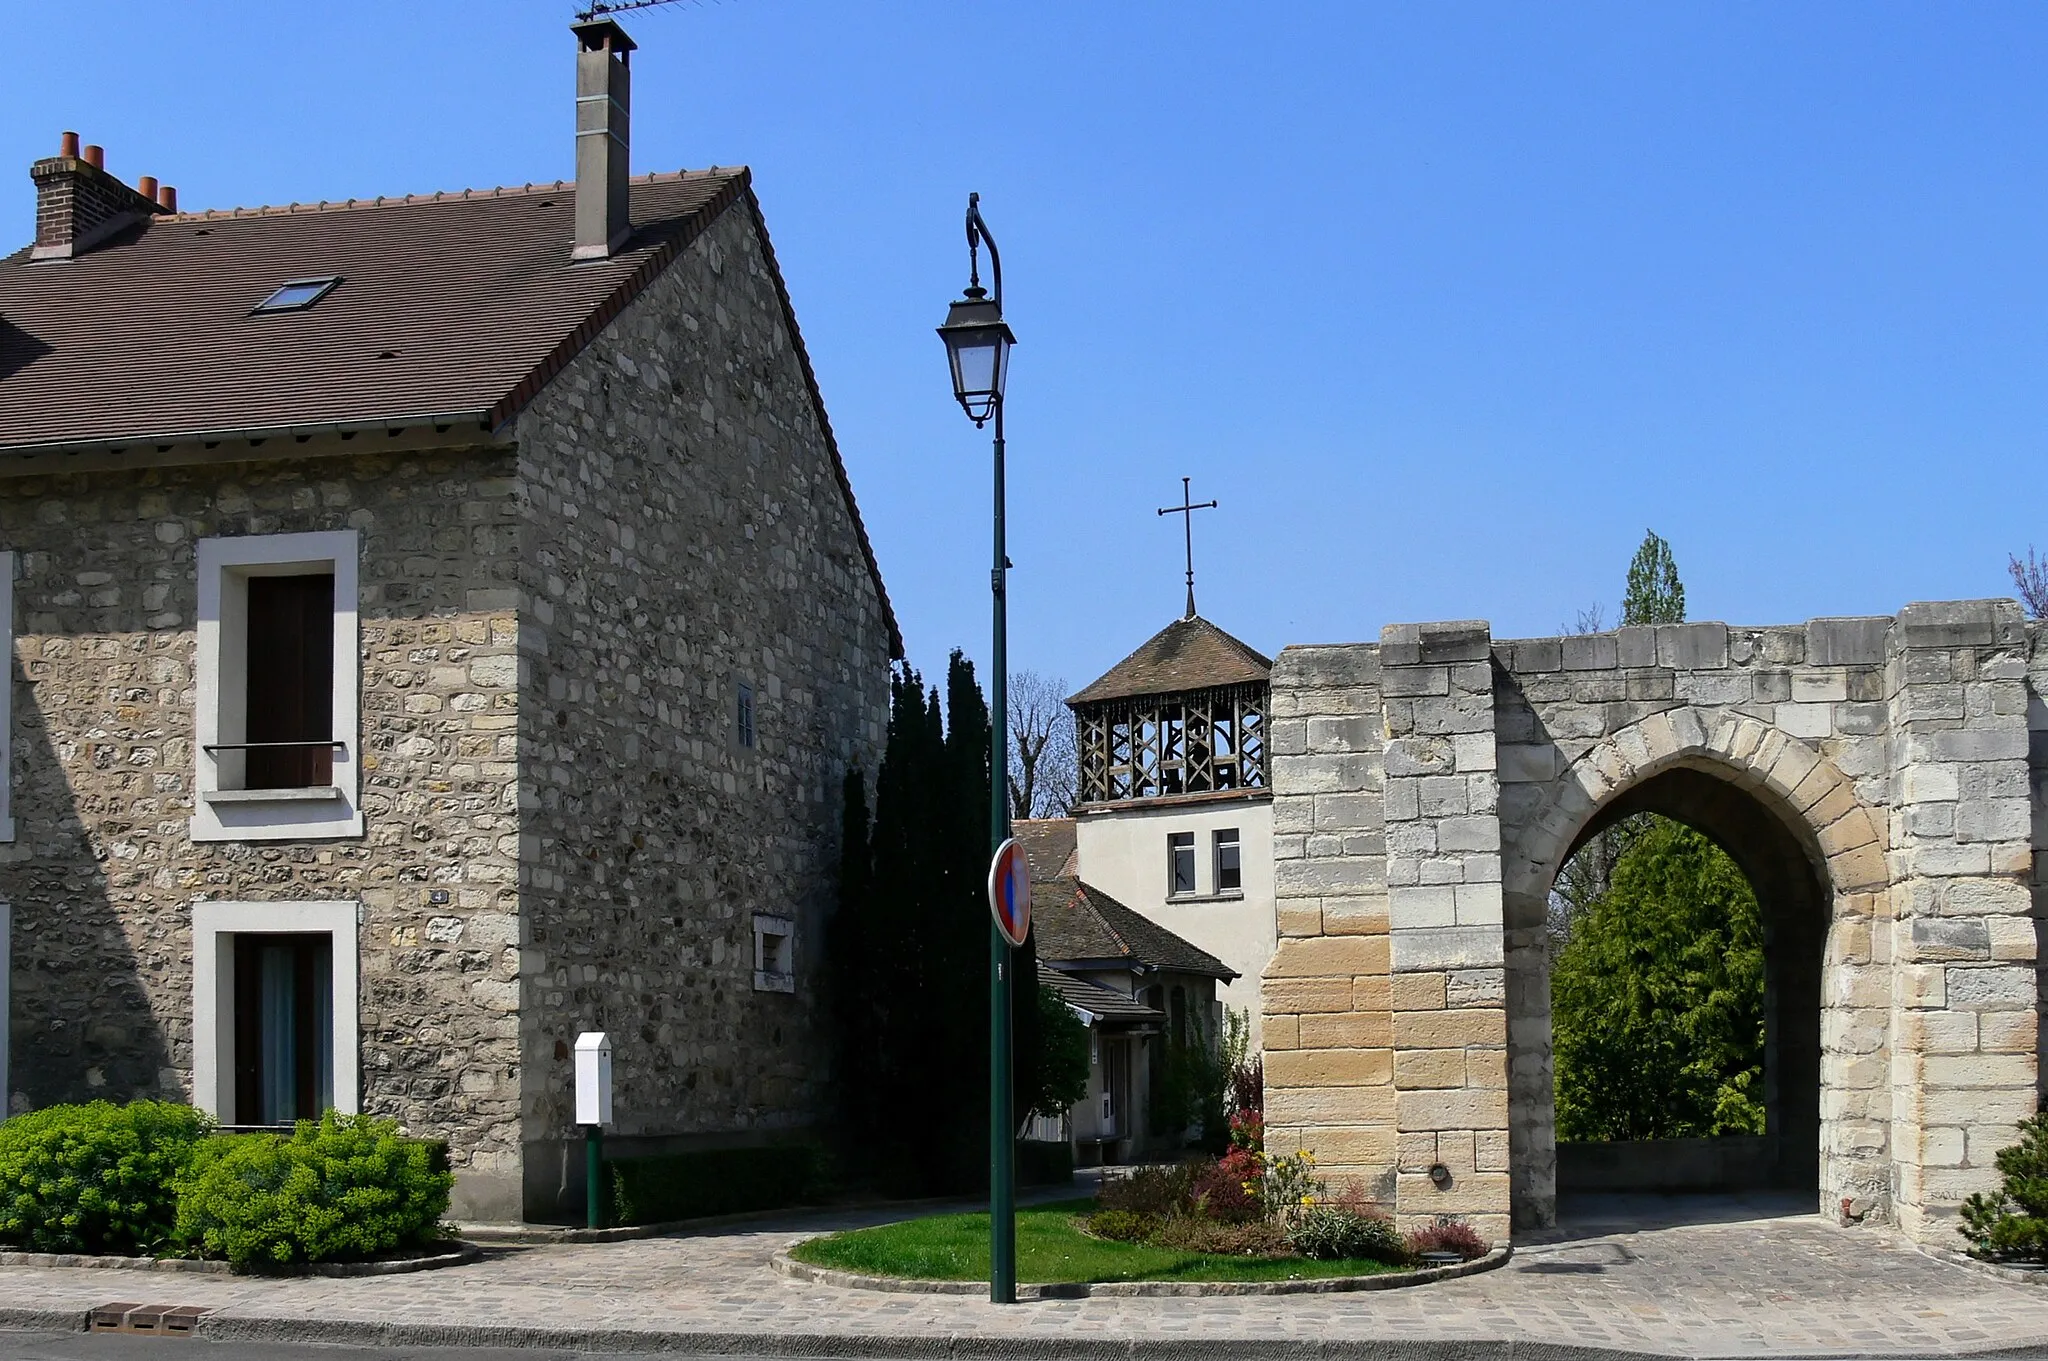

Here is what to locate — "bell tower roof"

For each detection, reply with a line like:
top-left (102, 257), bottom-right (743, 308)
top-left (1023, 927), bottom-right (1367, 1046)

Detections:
top-left (1068, 614), bottom-right (1272, 708)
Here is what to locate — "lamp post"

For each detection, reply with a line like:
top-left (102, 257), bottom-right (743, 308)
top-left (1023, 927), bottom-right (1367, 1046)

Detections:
top-left (937, 191), bottom-right (1019, 1306)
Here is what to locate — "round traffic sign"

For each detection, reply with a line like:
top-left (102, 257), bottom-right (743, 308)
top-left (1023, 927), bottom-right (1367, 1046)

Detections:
top-left (987, 837), bottom-right (1032, 948)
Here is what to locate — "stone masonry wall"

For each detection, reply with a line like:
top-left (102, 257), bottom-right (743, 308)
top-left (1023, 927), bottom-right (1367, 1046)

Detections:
top-left (508, 198), bottom-right (891, 1216)
top-left (1269, 604), bottom-right (2042, 1249)
top-left (1263, 645), bottom-right (1400, 1209)
top-left (0, 450), bottom-right (526, 1186)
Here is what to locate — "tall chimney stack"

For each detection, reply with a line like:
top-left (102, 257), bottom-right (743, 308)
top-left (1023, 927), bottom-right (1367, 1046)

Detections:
top-left (571, 18), bottom-right (635, 261)
top-left (29, 132), bottom-right (170, 261)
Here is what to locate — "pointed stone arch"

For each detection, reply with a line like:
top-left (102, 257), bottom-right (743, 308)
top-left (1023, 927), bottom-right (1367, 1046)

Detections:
top-left (1497, 706), bottom-right (1892, 1229)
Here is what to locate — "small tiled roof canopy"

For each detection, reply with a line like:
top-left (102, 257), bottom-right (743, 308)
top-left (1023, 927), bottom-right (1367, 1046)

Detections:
top-left (1031, 877), bottom-right (1237, 981)
top-left (0, 169), bottom-right (900, 655)
top-left (1068, 614), bottom-right (1272, 707)
top-left (1037, 961), bottom-right (1164, 1025)
top-left (1010, 817), bottom-right (1077, 881)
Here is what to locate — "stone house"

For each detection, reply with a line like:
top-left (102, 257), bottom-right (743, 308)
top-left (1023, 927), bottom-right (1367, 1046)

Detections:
top-left (1025, 872), bottom-right (1236, 1164)
top-left (0, 18), bottom-right (896, 1221)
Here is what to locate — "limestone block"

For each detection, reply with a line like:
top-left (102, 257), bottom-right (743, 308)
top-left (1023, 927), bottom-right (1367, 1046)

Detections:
top-left (1322, 896), bottom-right (1391, 936)
top-left (1308, 716), bottom-right (1380, 753)
top-left (1498, 744), bottom-right (1556, 784)
top-left (1354, 975), bottom-right (1394, 1011)
top-left (1475, 1128), bottom-right (1510, 1173)
top-left (1268, 935), bottom-right (1390, 979)
top-left (1276, 901), bottom-right (1325, 937)
top-left (1895, 1009), bottom-right (1976, 1054)
top-left (1266, 976), bottom-right (1356, 1014)
top-left (1438, 815), bottom-right (1501, 853)
top-left (1944, 965), bottom-right (2036, 1011)
top-left (1267, 1047), bottom-right (1393, 1088)
top-left (1263, 1015), bottom-right (1301, 1051)
top-left (1657, 622), bottom-right (1729, 670)
top-left (1390, 884), bottom-right (1457, 930)
top-left (1957, 797), bottom-right (2032, 843)
top-left (1446, 967), bottom-right (1507, 1009)
top-left (1389, 925), bottom-right (1504, 972)
top-left (1897, 964), bottom-right (1947, 1008)
top-left (1272, 1083), bottom-right (1396, 1126)
top-left (1987, 915), bottom-right (2036, 962)
top-left (1274, 644), bottom-right (1381, 689)
top-left (1561, 633), bottom-right (1616, 670)
top-left (1976, 1011), bottom-right (2038, 1052)
top-left (1304, 1125), bottom-right (1397, 1168)
top-left (1393, 1048), bottom-right (1469, 1089)
top-left (1807, 616), bottom-right (1889, 666)
top-left (1384, 737), bottom-right (1455, 778)
top-left (1452, 732), bottom-right (1498, 771)
top-left (1391, 971), bottom-right (1448, 1011)
top-left (1918, 1052), bottom-right (2036, 1090)
top-left (1380, 666), bottom-right (1450, 698)
top-left (1299, 1011), bottom-right (1393, 1049)
top-left (1396, 1086), bottom-right (1509, 1133)
top-left (1391, 1007), bottom-right (1507, 1049)
top-left (1904, 918), bottom-right (1992, 963)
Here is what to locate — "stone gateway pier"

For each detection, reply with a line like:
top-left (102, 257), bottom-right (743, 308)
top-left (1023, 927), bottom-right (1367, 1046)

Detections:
top-left (1261, 601), bottom-right (2046, 1247)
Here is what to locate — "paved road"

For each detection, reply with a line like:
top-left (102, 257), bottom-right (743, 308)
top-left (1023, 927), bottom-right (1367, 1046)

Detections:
top-left (1, 1191), bottom-right (2046, 1358)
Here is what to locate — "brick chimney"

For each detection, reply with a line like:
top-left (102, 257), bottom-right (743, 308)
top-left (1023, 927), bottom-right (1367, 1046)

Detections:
top-left (30, 132), bottom-right (172, 261)
top-left (571, 18), bottom-right (635, 261)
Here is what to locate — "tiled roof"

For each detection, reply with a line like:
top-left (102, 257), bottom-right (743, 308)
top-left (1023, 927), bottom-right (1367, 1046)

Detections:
top-left (0, 168), bottom-right (900, 655)
top-left (1068, 614), bottom-right (1272, 706)
top-left (1038, 962), bottom-right (1163, 1025)
top-left (1011, 817), bottom-right (1077, 881)
top-left (1031, 877), bottom-right (1237, 981)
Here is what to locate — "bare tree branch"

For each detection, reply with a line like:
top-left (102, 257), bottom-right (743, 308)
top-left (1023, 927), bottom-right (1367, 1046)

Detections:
top-left (1008, 671), bottom-right (1078, 820)
top-left (2011, 547), bottom-right (2048, 621)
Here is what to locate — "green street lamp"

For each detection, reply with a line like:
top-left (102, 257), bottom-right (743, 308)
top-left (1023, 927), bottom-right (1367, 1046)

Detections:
top-left (937, 191), bottom-right (1019, 1305)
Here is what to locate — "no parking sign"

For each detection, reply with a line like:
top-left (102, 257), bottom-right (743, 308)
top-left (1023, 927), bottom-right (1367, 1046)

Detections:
top-left (987, 838), bottom-right (1031, 948)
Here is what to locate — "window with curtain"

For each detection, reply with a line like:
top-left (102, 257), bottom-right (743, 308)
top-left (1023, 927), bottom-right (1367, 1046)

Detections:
top-left (232, 933), bottom-right (334, 1125)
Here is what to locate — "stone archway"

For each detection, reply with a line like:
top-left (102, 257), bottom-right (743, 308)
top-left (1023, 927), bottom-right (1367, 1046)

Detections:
top-left (1498, 709), bottom-right (1889, 1229)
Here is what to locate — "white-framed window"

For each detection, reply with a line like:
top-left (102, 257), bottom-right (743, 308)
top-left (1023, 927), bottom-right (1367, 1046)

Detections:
top-left (193, 532), bottom-right (362, 842)
top-left (752, 912), bottom-right (794, 993)
top-left (0, 550), bottom-right (14, 843)
top-left (1167, 831), bottom-right (1196, 897)
top-left (1214, 827), bottom-right (1242, 894)
top-left (735, 680), bottom-right (756, 750)
top-left (191, 900), bottom-right (359, 1126)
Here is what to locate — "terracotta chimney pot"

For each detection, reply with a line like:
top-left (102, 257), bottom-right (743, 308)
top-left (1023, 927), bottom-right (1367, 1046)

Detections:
top-left (83, 144), bottom-right (104, 170)
top-left (60, 131), bottom-right (79, 157)
top-left (137, 175), bottom-right (158, 200)
top-left (158, 185), bottom-right (178, 212)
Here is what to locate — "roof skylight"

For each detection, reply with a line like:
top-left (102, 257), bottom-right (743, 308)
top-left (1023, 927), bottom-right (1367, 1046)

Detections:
top-left (252, 276), bottom-right (341, 314)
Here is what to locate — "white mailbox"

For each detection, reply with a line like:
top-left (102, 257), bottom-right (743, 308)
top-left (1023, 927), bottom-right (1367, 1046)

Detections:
top-left (574, 1031), bottom-right (613, 1128)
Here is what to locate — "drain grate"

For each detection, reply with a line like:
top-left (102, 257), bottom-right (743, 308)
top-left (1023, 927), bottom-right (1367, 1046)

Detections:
top-left (90, 1303), bottom-right (212, 1338)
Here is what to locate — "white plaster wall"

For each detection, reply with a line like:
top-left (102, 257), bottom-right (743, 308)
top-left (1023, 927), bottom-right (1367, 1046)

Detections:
top-left (1073, 795), bottom-right (1275, 1048)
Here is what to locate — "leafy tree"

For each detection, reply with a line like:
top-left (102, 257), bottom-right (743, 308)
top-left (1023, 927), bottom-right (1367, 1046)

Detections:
top-left (1621, 530), bottom-right (1685, 626)
top-left (1551, 819), bottom-right (1765, 1141)
top-left (1025, 984), bottom-right (1090, 1121)
top-left (2010, 547), bottom-right (2048, 620)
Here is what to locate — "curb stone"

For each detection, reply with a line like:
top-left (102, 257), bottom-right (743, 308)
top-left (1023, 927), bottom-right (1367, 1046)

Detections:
top-left (770, 1244), bottom-right (1512, 1298)
top-left (0, 1241), bottom-right (477, 1279)
top-left (163, 1317), bottom-right (2048, 1361)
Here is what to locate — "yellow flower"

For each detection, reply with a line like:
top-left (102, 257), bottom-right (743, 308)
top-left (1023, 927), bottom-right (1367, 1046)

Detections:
top-left (1301, 1196), bottom-right (1316, 1206)
top-left (1300, 1151), bottom-right (1315, 1164)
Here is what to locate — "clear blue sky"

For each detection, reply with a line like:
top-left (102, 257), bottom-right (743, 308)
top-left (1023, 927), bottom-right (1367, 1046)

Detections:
top-left (5, 1), bottom-right (2042, 694)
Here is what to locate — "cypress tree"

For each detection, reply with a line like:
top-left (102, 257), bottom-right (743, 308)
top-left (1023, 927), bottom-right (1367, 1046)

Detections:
top-left (1621, 530), bottom-right (1685, 626)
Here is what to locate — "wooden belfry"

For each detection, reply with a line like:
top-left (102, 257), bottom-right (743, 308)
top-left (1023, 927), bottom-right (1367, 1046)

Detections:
top-left (1068, 480), bottom-right (1271, 805)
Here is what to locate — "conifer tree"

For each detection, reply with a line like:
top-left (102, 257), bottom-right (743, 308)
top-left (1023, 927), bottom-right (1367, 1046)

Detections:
top-left (1621, 530), bottom-right (1685, 626)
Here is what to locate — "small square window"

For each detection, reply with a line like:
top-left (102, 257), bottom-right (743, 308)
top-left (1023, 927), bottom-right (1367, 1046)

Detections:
top-left (752, 913), bottom-right (794, 993)
top-left (1215, 828), bottom-right (1242, 893)
top-left (1167, 832), bottom-right (1196, 897)
top-left (735, 681), bottom-right (756, 749)
top-left (252, 276), bottom-right (342, 313)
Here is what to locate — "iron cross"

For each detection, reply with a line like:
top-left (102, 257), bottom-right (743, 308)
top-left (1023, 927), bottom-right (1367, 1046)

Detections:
top-left (1157, 476), bottom-right (1218, 619)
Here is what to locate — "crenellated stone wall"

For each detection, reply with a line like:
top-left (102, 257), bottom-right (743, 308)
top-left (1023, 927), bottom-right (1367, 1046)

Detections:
top-left (1265, 603), bottom-right (2043, 1249)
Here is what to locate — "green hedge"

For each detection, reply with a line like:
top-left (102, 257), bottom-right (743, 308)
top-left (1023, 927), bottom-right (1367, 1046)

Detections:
top-left (1017, 1140), bottom-right (1073, 1187)
top-left (0, 1101), bottom-right (213, 1255)
top-left (609, 1144), bottom-right (825, 1225)
top-left (173, 1112), bottom-right (453, 1271)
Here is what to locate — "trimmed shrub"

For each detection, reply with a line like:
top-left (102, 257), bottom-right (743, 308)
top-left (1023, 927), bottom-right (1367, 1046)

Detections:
top-left (1286, 1204), bottom-right (1404, 1262)
top-left (609, 1144), bottom-right (824, 1226)
top-left (1960, 1111), bottom-right (2048, 1260)
top-left (1016, 1140), bottom-right (1073, 1187)
top-left (1095, 1160), bottom-right (1202, 1219)
top-left (173, 1113), bottom-right (452, 1270)
top-left (0, 1101), bottom-right (212, 1255)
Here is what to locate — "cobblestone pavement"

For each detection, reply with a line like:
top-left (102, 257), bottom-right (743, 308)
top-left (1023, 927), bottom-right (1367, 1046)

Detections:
top-left (1, 1192), bottom-right (2046, 1358)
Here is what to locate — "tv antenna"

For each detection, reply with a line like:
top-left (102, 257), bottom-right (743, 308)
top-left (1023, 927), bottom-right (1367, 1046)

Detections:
top-left (575, 0), bottom-right (711, 21)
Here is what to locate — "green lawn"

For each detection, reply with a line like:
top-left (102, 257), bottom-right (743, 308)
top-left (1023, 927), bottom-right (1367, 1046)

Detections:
top-left (789, 1198), bottom-right (1403, 1285)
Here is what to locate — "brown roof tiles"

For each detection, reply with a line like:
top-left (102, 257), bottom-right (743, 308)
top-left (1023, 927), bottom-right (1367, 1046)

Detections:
top-left (1068, 614), bottom-right (1272, 707)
